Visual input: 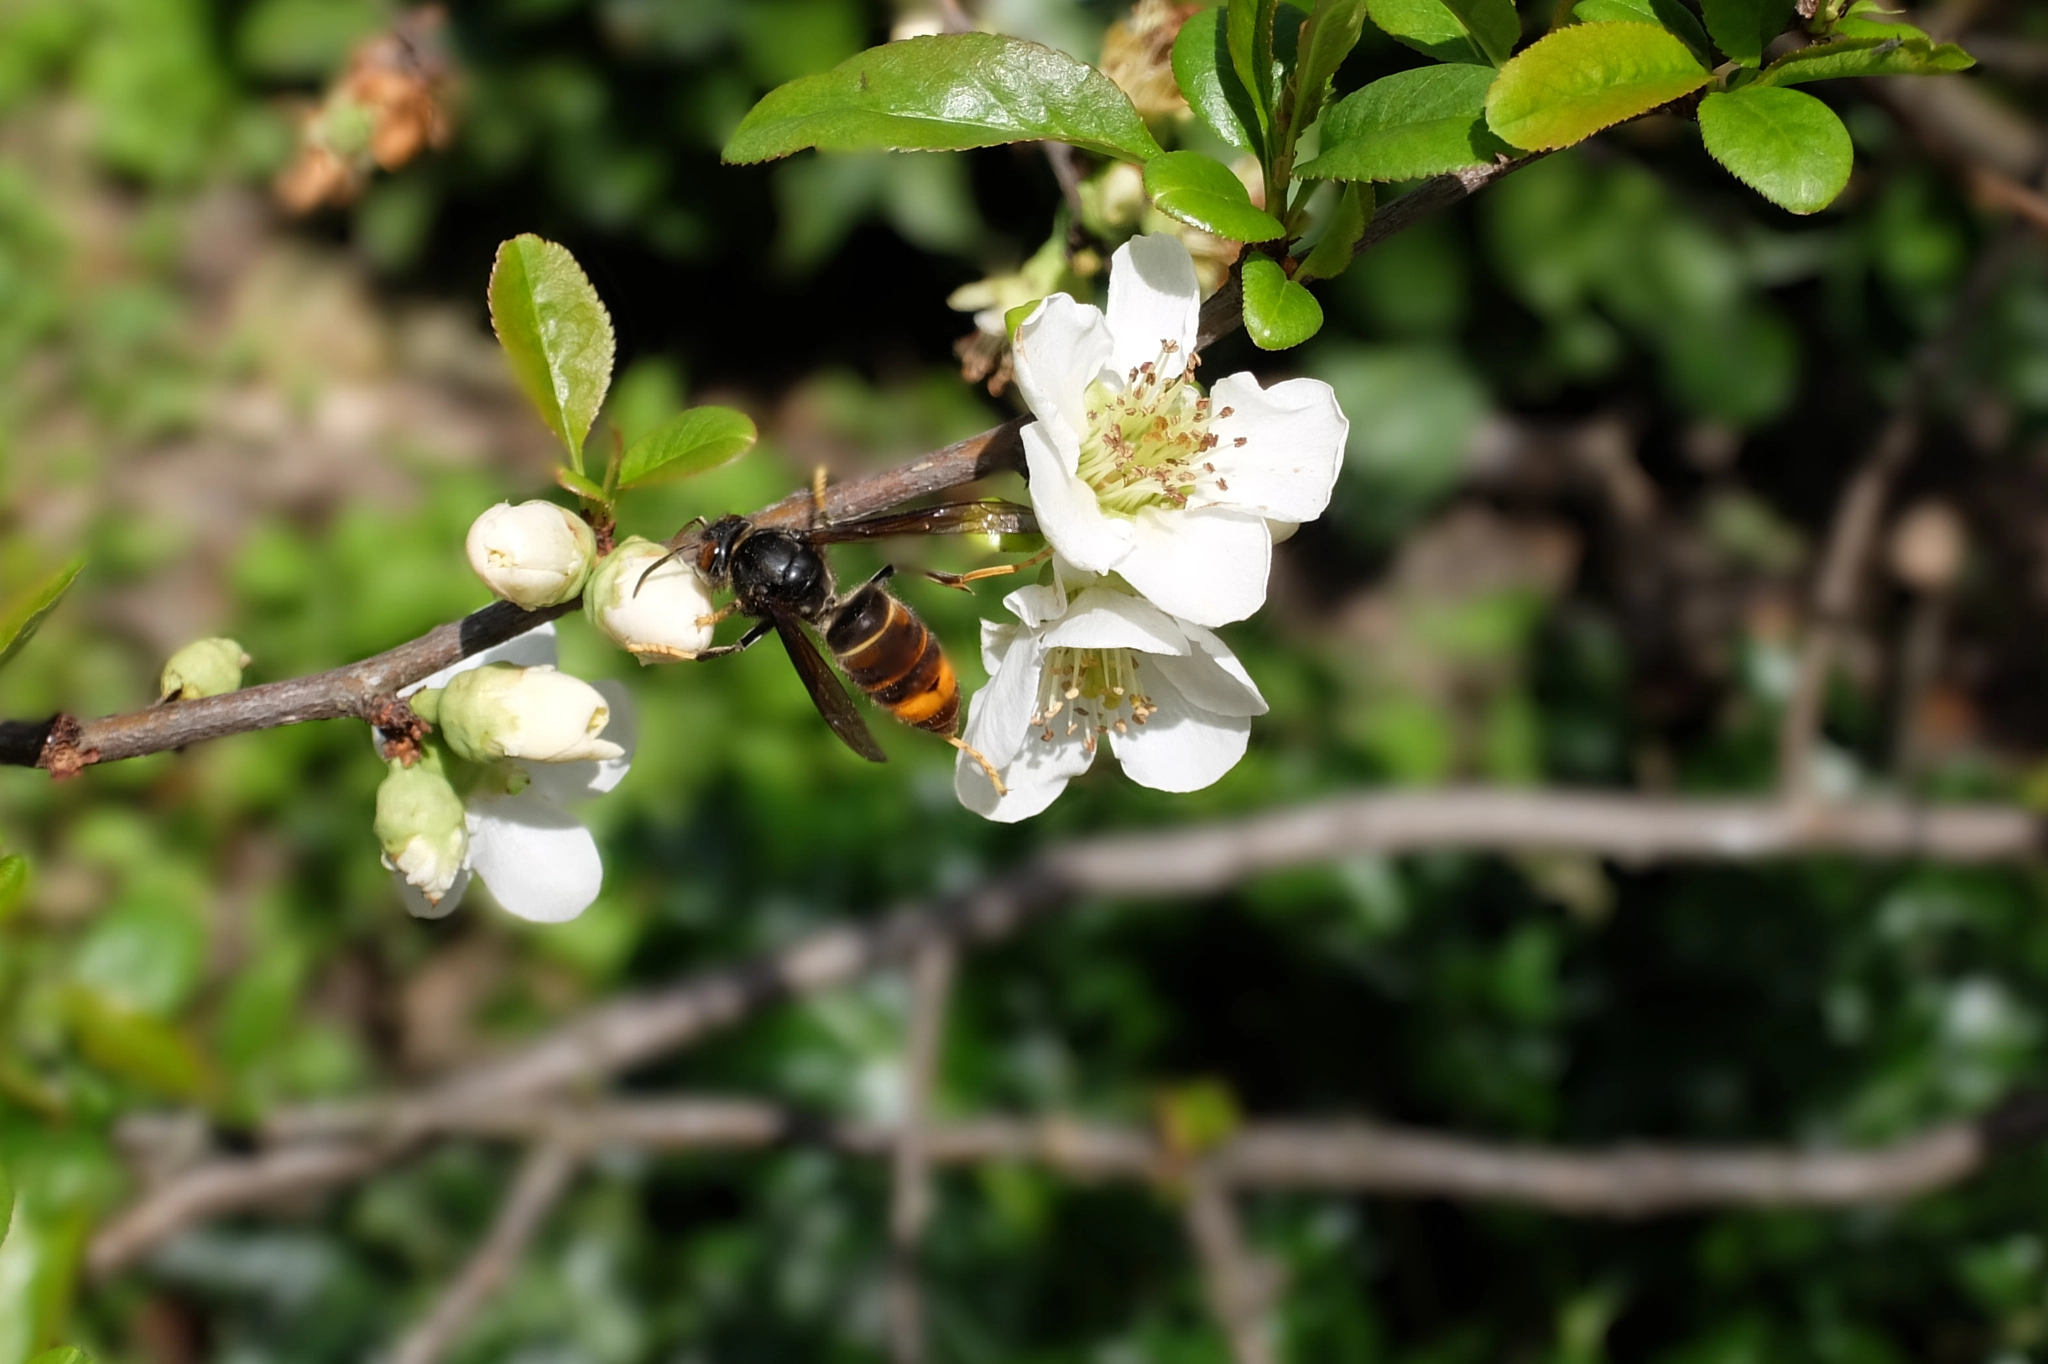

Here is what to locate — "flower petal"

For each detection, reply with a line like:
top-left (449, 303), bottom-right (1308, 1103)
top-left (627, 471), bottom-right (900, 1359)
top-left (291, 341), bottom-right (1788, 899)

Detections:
top-left (1000, 571), bottom-right (1070, 634)
top-left (1106, 234), bottom-right (1201, 382)
top-left (1013, 293), bottom-right (1113, 440)
top-left (1023, 421), bottom-right (1134, 575)
top-left (466, 790), bottom-right (604, 923)
top-left (1108, 667), bottom-right (1251, 793)
top-left (1149, 625), bottom-right (1269, 718)
top-left (1197, 374), bottom-right (1348, 524)
top-left (960, 626), bottom-right (1045, 772)
top-left (1116, 506), bottom-right (1272, 628)
top-left (1041, 587), bottom-right (1190, 655)
top-left (408, 621), bottom-right (559, 696)
top-left (958, 721), bottom-right (1096, 822)
top-left (392, 866), bottom-right (469, 920)
top-left (521, 678), bottom-right (638, 802)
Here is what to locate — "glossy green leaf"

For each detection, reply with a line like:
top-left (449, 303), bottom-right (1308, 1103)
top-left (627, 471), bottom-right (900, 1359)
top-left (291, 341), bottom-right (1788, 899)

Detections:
top-left (28, 1350), bottom-right (92, 1364)
top-left (1485, 22), bottom-right (1708, 151)
top-left (1144, 152), bottom-right (1285, 242)
top-left (1297, 63), bottom-right (1511, 182)
top-left (0, 856), bottom-right (25, 926)
top-left (1297, 183), bottom-right (1373, 282)
top-left (63, 987), bottom-right (212, 1101)
top-left (1831, 1), bottom-right (1932, 40)
top-left (1366, 0), bottom-right (1490, 64)
top-left (1173, 9), bottom-right (1260, 151)
top-left (489, 235), bottom-right (616, 468)
top-left (1573, 0), bottom-right (1715, 67)
top-left (1440, 0), bottom-right (1521, 64)
top-left (1242, 255), bottom-right (1325, 349)
top-left (1698, 85), bottom-right (1851, 214)
top-left (723, 34), bottom-right (1163, 165)
top-left (618, 406), bottom-right (760, 488)
top-left (1700, 0), bottom-right (1794, 65)
top-left (1291, 0), bottom-right (1371, 137)
top-left (1227, 0), bottom-right (1282, 153)
top-left (1757, 33), bottom-right (1974, 85)
top-left (0, 554), bottom-right (84, 674)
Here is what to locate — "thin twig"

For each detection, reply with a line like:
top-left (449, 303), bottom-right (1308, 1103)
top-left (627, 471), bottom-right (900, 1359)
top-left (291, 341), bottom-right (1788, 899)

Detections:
top-left (95, 1095), bottom-right (2044, 1274)
top-left (1183, 1170), bottom-right (1278, 1364)
top-left (1776, 224), bottom-right (2028, 796)
top-left (888, 943), bottom-right (954, 1364)
top-left (385, 1140), bottom-right (580, 1364)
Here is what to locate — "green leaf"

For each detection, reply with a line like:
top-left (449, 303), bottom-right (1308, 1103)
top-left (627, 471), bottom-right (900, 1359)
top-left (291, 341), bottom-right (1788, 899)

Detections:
top-left (1297, 183), bottom-right (1373, 282)
top-left (1699, 0), bottom-right (1794, 66)
top-left (1144, 152), bottom-right (1285, 242)
top-left (28, 1350), bottom-right (93, 1364)
top-left (1297, 63), bottom-right (1511, 182)
top-left (489, 235), bottom-right (616, 469)
top-left (618, 406), bottom-right (761, 488)
top-left (1756, 33), bottom-right (1974, 85)
top-left (1366, 0), bottom-right (1492, 64)
top-left (1173, 9), bottom-right (1260, 152)
top-left (555, 466), bottom-right (606, 502)
top-left (0, 1160), bottom-right (12, 1249)
top-left (63, 987), bottom-right (213, 1100)
top-left (1242, 255), bottom-right (1325, 349)
top-left (1573, 0), bottom-right (1716, 67)
top-left (1698, 85), bottom-right (1851, 214)
top-left (1290, 0), bottom-right (1371, 138)
top-left (1440, 0), bottom-right (1521, 64)
top-left (0, 554), bottom-right (83, 674)
top-left (723, 34), bottom-right (1163, 165)
top-left (1227, 0), bottom-right (1282, 154)
top-left (1484, 22), bottom-right (1708, 151)
top-left (0, 856), bottom-right (25, 926)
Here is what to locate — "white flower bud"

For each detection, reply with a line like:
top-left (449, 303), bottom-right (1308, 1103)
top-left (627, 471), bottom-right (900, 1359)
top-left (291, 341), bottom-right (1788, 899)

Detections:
top-left (374, 761), bottom-right (469, 904)
top-left (160, 637), bottom-right (251, 701)
top-left (415, 663), bottom-right (623, 765)
top-left (465, 501), bottom-right (597, 609)
top-left (583, 537), bottom-right (718, 663)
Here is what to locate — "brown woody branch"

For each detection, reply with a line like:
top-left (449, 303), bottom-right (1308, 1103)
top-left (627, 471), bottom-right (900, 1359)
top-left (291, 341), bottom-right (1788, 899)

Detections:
top-left (91, 1093), bottom-right (2048, 1275)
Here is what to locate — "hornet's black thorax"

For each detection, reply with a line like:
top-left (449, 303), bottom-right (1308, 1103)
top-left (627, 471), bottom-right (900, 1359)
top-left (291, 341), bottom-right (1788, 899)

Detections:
top-left (702, 517), bottom-right (833, 621)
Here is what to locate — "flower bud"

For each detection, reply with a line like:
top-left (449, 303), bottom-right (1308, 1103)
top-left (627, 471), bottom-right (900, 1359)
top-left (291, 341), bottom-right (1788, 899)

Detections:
top-left (583, 537), bottom-right (718, 663)
top-left (414, 663), bottom-right (623, 765)
top-left (374, 760), bottom-right (469, 904)
top-left (160, 637), bottom-right (250, 701)
top-left (465, 501), bottom-right (596, 609)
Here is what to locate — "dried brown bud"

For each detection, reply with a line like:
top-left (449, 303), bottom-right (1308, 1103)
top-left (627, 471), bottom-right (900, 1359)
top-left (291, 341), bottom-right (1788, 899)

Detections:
top-left (1100, 0), bottom-right (1197, 121)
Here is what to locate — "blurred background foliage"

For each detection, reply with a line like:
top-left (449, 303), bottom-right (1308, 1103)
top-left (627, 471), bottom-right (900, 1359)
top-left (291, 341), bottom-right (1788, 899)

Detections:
top-left (5, 0), bottom-right (2048, 1360)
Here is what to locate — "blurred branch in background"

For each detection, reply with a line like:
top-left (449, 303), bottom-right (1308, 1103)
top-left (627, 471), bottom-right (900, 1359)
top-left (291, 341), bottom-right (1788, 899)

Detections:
top-left (886, 942), bottom-right (952, 1364)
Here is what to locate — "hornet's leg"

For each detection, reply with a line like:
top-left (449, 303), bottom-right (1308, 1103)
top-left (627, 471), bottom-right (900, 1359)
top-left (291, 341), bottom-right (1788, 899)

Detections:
top-left (690, 617), bottom-right (774, 660)
top-left (631, 516), bottom-right (710, 597)
top-left (923, 545), bottom-right (1053, 592)
top-left (694, 601), bottom-right (740, 630)
top-left (812, 465), bottom-right (829, 523)
top-left (947, 736), bottom-right (1009, 798)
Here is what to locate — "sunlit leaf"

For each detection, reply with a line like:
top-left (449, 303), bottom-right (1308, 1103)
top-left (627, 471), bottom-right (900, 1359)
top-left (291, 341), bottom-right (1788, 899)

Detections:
top-left (722, 34), bottom-right (1163, 165)
top-left (1173, 8), bottom-right (1260, 152)
top-left (1298, 183), bottom-right (1373, 282)
top-left (1698, 85), bottom-right (1852, 214)
top-left (618, 406), bottom-right (761, 488)
top-left (1144, 152), bottom-right (1284, 242)
top-left (1485, 22), bottom-right (1708, 151)
top-left (28, 1350), bottom-right (93, 1364)
top-left (1700, 0), bottom-right (1795, 66)
top-left (1366, 0), bottom-right (1493, 64)
top-left (1297, 63), bottom-right (1510, 182)
top-left (1757, 33), bottom-right (1974, 85)
top-left (489, 235), bottom-right (616, 468)
top-left (1573, 0), bottom-right (1716, 67)
top-left (0, 554), bottom-right (84, 674)
top-left (1242, 255), bottom-right (1324, 349)
top-left (1291, 0), bottom-right (1372, 136)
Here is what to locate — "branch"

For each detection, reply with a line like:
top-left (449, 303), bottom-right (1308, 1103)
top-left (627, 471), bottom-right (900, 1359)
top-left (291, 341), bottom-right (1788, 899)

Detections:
top-left (94, 1093), bottom-right (2045, 1273)
top-left (887, 943), bottom-right (953, 1364)
top-left (1184, 1170), bottom-right (1279, 1364)
top-left (1776, 224), bottom-right (2029, 794)
top-left (386, 1140), bottom-right (580, 1364)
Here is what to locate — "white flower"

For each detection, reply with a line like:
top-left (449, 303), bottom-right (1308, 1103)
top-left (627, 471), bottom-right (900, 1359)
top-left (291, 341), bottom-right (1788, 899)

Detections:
top-left (465, 500), bottom-right (597, 609)
top-left (383, 624), bottom-right (636, 923)
top-left (583, 536), bottom-right (718, 662)
top-left (954, 564), bottom-right (1267, 822)
top-left (1012, 233), bottom-right (1348, 627)
top-left (417, 663), bottom-right (624, 765)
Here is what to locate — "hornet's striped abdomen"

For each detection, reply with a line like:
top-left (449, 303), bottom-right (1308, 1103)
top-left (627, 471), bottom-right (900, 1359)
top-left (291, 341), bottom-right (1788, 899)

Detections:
top-left (825, 584), bottom-right (960, 735)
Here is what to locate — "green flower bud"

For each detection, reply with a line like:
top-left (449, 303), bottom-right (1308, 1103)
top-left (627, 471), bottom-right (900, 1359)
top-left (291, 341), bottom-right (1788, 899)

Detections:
top-left (160, 637), bottom-right (250, 701)
top-left (422, 663), bottom-right (622, 765)
top-left (374, 760), bottom-right (468, 904)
